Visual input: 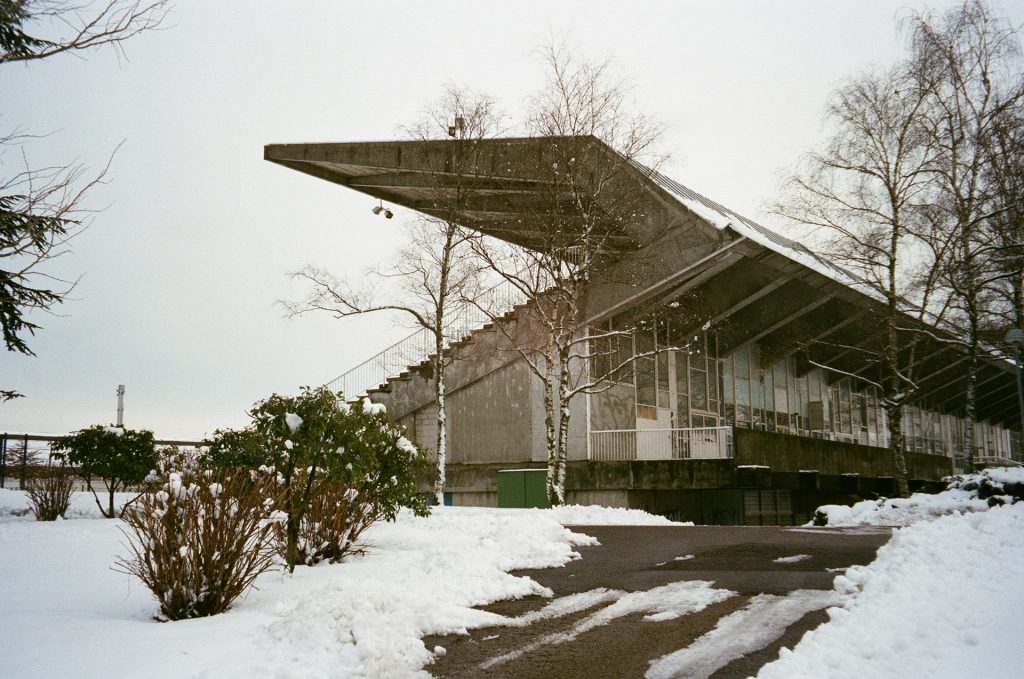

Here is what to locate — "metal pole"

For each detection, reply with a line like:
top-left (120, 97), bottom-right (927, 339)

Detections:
top-left (116, 384), bottom-right (125, 426)
top-left (0, 433), bottom-right (6, 489)
top-left (19, 433), bottom-right (28, 490)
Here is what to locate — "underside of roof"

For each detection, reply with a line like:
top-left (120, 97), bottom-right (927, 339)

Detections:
top-left (264, 136), bottom-right (661, 253)
top-left (265, 135), bottom-right (1020, 428)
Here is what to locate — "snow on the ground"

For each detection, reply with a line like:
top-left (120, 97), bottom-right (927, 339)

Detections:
top-left (772, 554), bottom-right (811, 564)
top-left (0, 487), bottom-right (137, 518)
top-left (543, 504), bottom-right (686, 525)
top-left (813, 467), bottom-right (1023, 527)
top-left (0, 494), bottom-right (675, 679)
top-left (755, 502), bottom-right (1024, 679)
top-left (982, 466), bottom-right (1024, 486)
top-left (0, 490), bottom-right (683, 526)
top-left (647, 589), bottom-right (837, 679)
top-left (481, 580), bottom-right (735, 670)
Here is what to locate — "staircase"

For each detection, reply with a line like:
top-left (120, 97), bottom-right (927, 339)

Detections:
top-left (325, 280), bottom-right (526, 399)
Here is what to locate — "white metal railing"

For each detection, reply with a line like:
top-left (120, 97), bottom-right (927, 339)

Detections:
top-left (589, 426), bottom-right (734, 461)
top-left (325, 279), bottom-right (526, 398)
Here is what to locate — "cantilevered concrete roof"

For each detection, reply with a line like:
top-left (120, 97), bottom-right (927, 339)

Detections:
top-left (264, 136), bottom-right (668, 253)
top-left (266, 135), bottom-right (1019, 426)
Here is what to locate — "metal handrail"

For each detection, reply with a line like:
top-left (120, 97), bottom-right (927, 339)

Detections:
top-left (325, 278), bottom-right (526, 398)
top-left (590, 426), bottom-right (734, 461)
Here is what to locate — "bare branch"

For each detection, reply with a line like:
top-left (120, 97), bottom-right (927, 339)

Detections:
top-left (0, 1), bottom-right (170, 65)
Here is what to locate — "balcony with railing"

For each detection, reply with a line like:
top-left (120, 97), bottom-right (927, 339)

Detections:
top-left (589, 426), bottom-right (733, 461)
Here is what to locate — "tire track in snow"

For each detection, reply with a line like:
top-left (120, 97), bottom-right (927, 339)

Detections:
top-left (480, 580), bottom-right (736, 670)
top-left (645, 589), bottom-right (838, 679)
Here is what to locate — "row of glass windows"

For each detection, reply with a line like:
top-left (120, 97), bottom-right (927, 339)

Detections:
top-left (592, 322), bottom-right (1017, 458)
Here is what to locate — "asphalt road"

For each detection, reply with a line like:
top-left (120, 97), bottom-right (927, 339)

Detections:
top-left (425, 524), bottom-right (891, 679)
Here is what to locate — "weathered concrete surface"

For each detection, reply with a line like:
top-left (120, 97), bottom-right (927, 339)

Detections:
top-left (734, 428), bottom-right (954, 481)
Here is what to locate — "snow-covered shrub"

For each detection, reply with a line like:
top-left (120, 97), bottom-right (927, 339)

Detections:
top-left (294, 480), bottom-right (375, 564)
top-left (25, 467), bottom-right (74, 520)
top-left (812, 466), bottom-right (1023, 527)
top-left (200, 428), bottom-right (267, 469)
top-left (204, 386), bottom-right (430, 571)
top-left (52, 425), bottom-right (157, 518)
top-left (946, 467), bottom-right (1024, 504)
top-left (117, 467), bottom-right (283, 621)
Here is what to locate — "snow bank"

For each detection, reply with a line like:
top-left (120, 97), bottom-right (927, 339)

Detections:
top-left (264, 509), bottom-right (593, 678)
top-left (813, 467), bottom-right (1022, 527)
top-left (756, 502), bottom-right (1024, 679)
top-left (423, 504), bottom-right (682, 526)
top-left (0, 490), bottom-right (679, 526)
top-left (543, 504), bottom-right (684, 526)
top-left (0, 506), bottom-right (594, 679)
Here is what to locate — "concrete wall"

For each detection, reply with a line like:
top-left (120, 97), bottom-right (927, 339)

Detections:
top-left (733, 428), bottom-right (954, 481)
top-left (447, 360), bottom-right (536, 464)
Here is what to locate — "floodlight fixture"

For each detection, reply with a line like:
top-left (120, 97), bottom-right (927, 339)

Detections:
top-left (384, 209), bottom-right (394, 219)
top-left (372, 205), bottom-right (383, 215)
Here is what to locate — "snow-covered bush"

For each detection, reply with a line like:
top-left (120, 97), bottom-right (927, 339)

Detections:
top-left (25, 467), bottom-right (74, 520)
top-left (946, 467), bottom-right (1024, 504)
top-left (204, 386), bottom-right (430, 571)
top-left (52, 425), bottom-right (157, 518)
top-left (293, 480), bottom-right (375, 564)
top-left (812, 466), bottom-right (1023, 527)
top-left (117, 467), bottom-right (283, 621)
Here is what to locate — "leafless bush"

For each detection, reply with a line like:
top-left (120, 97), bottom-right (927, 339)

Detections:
top-left (295, 481), bottom-right (380, 565)
top-left (117, 469), bottom-right (283, 621)
top-left (25, 468), bottom-right (74, 520)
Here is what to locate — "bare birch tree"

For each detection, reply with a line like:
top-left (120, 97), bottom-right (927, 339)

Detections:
top-left (286, 87), bottom-right (500, 505)
top-left (907, 0), bottom-right (1023, 469)
top-left (773, 65), bottom-right (946, 497)
top-left (985, 99), bottom-right (1024, 329)
top-left (469, 42), bottom-right (666, 505)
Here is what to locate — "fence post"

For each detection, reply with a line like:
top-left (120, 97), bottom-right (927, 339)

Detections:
top-left (1, 433), bottom-right (6, 489)
top-left (19, 433), bottom-right (29, 490)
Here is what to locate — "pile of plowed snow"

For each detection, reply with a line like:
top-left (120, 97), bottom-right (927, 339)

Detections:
top-left (812, 467), bottom-right (1023, 527)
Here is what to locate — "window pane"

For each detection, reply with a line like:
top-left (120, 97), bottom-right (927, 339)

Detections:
top-left (636, 356), bottom-right (655, 406)
top-left (735, 346), bottom-right (749, 379)
top-left (675, 352), bottom-right (689, 395)
top-left (736, 403), bottom-right (751, 423)
top-left (677, 395), bottom-right (689, 426)
top-left (752, 374), bottom-right (764, 409)
top-left (637, 327), bottom-right (654, 354)
top-left (616, 334), bottom-right (633, 383)
top-left (722, 358), bottom-right (733, 403)
top-left (708, 360), bottom-right (719, 402)
top-left (736, 376), bottom-right (750, 407)
top-left (691, 369), bottom-right (708, 411)
top-left (657, 352), bottom-right (669, 390)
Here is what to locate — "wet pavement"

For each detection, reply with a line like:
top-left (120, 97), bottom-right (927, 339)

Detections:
top-left (425, 524), bottom-right (891, 679)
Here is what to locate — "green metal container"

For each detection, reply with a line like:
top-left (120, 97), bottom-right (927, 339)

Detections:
top-left (497, 469), bottom-right (550, 509)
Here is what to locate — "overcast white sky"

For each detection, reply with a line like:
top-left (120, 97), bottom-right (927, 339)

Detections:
top-left (2, 0), bottom-right (1021, 439)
